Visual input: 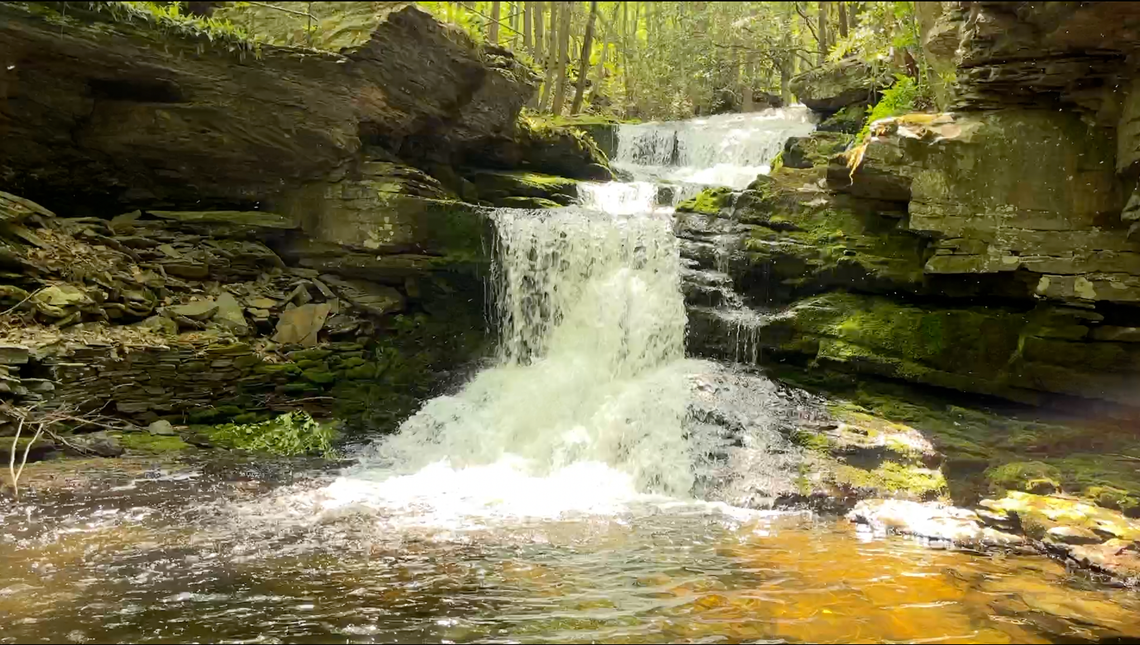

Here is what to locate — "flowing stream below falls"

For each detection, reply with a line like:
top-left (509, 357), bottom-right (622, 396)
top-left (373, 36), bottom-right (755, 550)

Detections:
top-left (4, 108), bottom-right (1140, 644)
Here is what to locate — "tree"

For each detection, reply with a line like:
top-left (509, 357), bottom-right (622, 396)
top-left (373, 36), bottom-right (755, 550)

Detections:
top-left (569, 0), bottom-right (598, 114)
top-left (488, 1), bottom-right (501, 44)
top-left (550, 2), bottom-right (572, 115)
top-left (523, 1), bottom-right (531, 52)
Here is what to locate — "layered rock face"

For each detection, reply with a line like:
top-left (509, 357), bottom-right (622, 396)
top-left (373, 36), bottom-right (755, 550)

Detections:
top-left (0, 2), bottom-right (536, 211)
top-left (685, 1), bottom-right (1140, 414)
top-left (679, 2), bottom-right (1140, 543)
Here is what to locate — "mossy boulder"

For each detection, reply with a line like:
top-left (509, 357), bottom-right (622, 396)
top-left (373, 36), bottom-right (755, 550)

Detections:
top-left (676, 186), bottom-right (735, 215)
top-left (985, 461), bottom-right (1063, 494)
top-left (817, 104), bottom-right (867, 134)
top-left (464, 170), bottom-right (578, 206)
top-left (781, 132), bottom-right (852, 169)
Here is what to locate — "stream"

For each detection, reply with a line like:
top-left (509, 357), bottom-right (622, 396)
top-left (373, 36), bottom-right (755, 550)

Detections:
top-left (3, 109), bottom-right (1140, 644)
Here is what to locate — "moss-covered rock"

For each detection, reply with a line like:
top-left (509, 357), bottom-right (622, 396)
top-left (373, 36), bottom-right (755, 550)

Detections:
top-left (782, 132), bottom-right (852, 169)
top-left (464, 170), bottom-right (578, 206)
top-left (676, 186), bottom-right (734, 215)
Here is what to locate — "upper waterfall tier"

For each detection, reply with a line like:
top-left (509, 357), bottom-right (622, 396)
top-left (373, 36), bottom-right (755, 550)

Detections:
top-left (611, 106), bottom-right (817, 189)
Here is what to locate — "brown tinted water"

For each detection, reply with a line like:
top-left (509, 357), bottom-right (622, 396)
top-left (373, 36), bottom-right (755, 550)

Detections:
top-left (1, 463), bottom-right (1139, 644)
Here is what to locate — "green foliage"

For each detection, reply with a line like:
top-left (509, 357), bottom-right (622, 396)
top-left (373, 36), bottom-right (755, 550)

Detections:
top-left (210, 411), bottom-right (338, 458)
top-left (77, 1), bottom-right (259, 53)
top-left (856, 74), bottom-right (918, 144)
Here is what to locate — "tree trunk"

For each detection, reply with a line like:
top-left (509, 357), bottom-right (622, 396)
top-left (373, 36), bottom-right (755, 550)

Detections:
top-left (569, 0), bottom-right (598, 114)
top-left (489, 1), bottom-right (501, 44)
top-left (551, 2), bottom-right (572, 115)
top-left (817, 1), bottom-right (829, 64)
top-left (838, 1), bottom-right (848, 38)
top-left (850, 0), bottom-right (861, 29)
top-left (523, 2), bottom-right (531, 52)
top-left (533, 2), bottom-right (544, 61)
top-left (510, 1), bottom-right (519, 47)
top-left (742, 58), bottom-right (754, 112)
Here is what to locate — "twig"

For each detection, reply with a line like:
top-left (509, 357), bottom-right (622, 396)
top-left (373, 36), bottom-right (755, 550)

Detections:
top-left (1, 286), bottom-right (47, 316)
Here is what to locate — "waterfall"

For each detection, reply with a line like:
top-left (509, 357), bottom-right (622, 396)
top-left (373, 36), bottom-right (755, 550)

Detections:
top-left (611, 106), bottom-right (816, 191)
top-left (299, 107), bottom-right (816, 526)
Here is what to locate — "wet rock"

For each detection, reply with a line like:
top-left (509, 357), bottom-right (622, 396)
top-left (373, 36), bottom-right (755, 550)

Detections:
top-left (272, 303), bottom-right (331, 347)
top-left (1068, 540), bottom-right (1140, 582)
top-left (66, 432), bottom-right (124, 458)
top-left (847, 499), bottom-right (984, 544)
top-left (148, 210), bottom-right (298, 231)
top-left (1046, 525), bottom-right (1102, 546)
top-left (781, 132), bottom-right (851, 169)
top-left (465, 170), bottom-right (579, 206)
top-left (147, 420), bottom-right (176, 436)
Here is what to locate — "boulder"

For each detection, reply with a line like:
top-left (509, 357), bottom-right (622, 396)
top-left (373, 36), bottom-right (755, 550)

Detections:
top-left (147, 420), bottom-right (176, 436)
top-left (781, 132), bottom-right (851, 169)
top-left (0, 3), bottom-right (536, 209)
top-left (789, 58), bottom-right (887, 113)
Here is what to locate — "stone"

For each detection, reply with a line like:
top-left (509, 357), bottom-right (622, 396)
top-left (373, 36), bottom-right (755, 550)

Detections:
top-left (781, 132), bottom-right (851, 169)
top-left (274, 180), bottom-right (490, 258)
top-left (465, 170), bottom-right (579, 205)
top-left (66, 432), bottom-right (123, 458)
top-left (167, 299), bottom-right (218, 321)
top-left (789, 57), bottom-right (888, 113)
top-left (287, 283), bottom-right (313, 306)
top-left (272, 303), bottom-right (331, 347)
top-left (248, 297), bottom-right (279, 310)
top-left (847, 499), bottom-right (983, 544)
top-left (1046, 525), bottom-right (1104, 546)
top-left (0, 190), bottom-right (54, 223)
top-left (33, 285), bottom-right (94, 317)
top-left (136, 315), bottom-right (179, 335)
top-left (212, 292), bottom-right (249, 336)
top-left (0, 345), bottom-right (31, 365)
top-left (147, 420), bottom-right (176, 436)
top-left (320, 275), bottom-right (405, 317)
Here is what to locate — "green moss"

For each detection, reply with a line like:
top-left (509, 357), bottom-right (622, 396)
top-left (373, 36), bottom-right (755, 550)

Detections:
top-left (115, 432), bottom-right (191, 453)
top-left (676, 187), bottom-right (735, 215)
top-left (835, 460), bottom-right (947, 498)
top-left (289, 349), bottom-right (332, 361)
top-left (791, 430), bottom-right (832, 454)
top-left (301, 369), bottom-right (336, 384)
top-left (498, 196), bottom-right (564, 209)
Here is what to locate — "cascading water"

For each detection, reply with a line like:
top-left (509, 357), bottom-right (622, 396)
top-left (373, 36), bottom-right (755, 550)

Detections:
top-left (611, 106), bottom-right (816, 192)
top-left (298, 107), bottom-right (814, 527)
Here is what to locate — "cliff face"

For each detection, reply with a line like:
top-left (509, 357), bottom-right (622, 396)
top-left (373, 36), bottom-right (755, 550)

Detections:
top-left (683, 1), bottom-right (1140, 415)
top-left (0, 2), bottom-right (536, 212)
